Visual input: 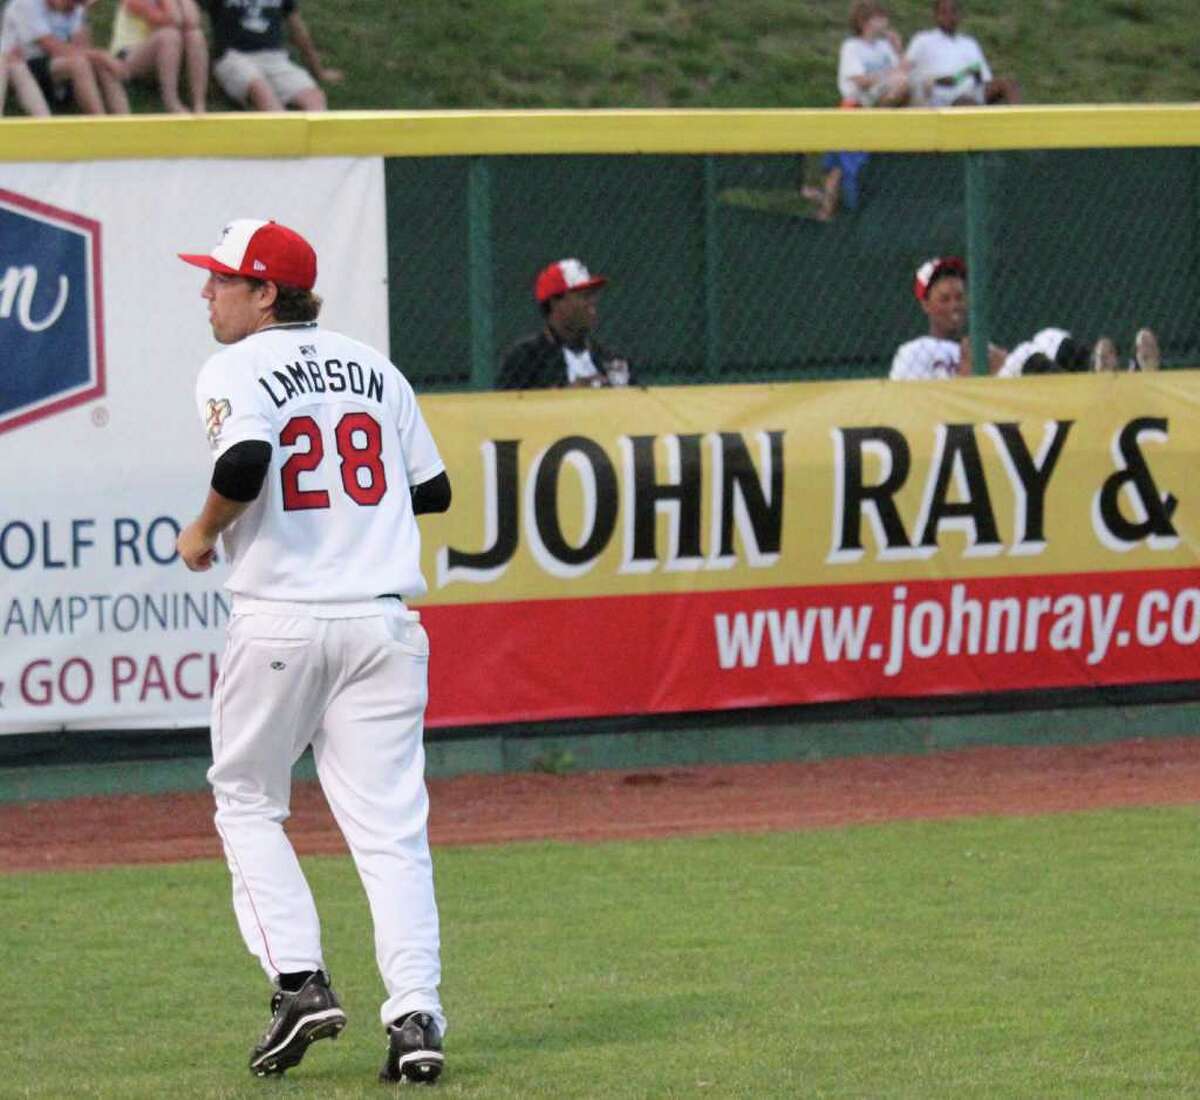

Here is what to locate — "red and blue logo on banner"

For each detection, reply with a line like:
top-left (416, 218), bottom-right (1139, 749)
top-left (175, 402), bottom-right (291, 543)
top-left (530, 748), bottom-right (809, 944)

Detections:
top-left (0, 189), bottom-right (105, 435)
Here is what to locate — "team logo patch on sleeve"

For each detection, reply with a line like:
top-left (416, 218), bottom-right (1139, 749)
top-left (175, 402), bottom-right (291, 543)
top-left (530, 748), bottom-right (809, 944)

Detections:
top-left (204, 397), bottom-right (232, 448)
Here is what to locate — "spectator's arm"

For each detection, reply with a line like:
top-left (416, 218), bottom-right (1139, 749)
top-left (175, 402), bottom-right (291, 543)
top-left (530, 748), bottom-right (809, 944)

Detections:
top-left (974, 41), bottom-right (993, 84)
top-left (33, 33), bottom-right (80, 59)
top-left (124, 0), bottom-right (175, 27)
top-left (901, 36), bottom-right (930, 105)
top-left (957, 337), bottom-right (1009, 376)
top-left (836, 39), bottom-right (866, 102)
top-left (72, 23), bottom-right (128, 77)
top-left (285, 12), bottom-right (343, 85)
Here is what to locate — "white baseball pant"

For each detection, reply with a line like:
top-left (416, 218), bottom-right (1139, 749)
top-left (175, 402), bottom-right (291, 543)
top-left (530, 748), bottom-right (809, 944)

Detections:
top-left (208, 596), bottom-right (445, 1033)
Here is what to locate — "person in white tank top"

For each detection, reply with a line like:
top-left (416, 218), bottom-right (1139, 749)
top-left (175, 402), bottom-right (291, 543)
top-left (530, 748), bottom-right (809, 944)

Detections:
top-left (177, 219), bottom-right (451, 1085)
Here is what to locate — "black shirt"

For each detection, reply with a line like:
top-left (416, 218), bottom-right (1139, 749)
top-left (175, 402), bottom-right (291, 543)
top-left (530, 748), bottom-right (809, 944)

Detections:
top-left (204, 0), bottom-right (296, 57)
top-left (496, 329), bottom-right (632, 390)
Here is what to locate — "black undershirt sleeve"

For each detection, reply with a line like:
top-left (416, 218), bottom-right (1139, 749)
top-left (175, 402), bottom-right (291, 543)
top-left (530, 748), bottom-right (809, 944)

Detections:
top-left (411, 470), bottom-right (452, 515)
top-left (211, 440), bottom-right (273, 502)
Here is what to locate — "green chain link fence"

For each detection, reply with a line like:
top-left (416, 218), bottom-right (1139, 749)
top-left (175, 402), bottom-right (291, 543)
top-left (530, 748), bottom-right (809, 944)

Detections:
top-left (385, 147), bottom-right (1200, 390)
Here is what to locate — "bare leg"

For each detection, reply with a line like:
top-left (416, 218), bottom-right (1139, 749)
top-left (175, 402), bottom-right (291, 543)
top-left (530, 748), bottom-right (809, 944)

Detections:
top-left (287, 86), bottom-right (326, 111)
top-left (245, 77), bottom-right (284, 111)
top-left (8, 58), bottom-right (49, 116)
top-left (177, 0), bottom-right (208, 112)
top-left (985, 77), bottom-right (1022, 105)
top-left (1092, 336), bottom-right (1118, 373)
top-left (95, 61), bottom-right (131, 115)
top-left (183, 29), bottom-right (208, 112)
top-left (1133, 328), bottom-right (1161, 372)
top-left (816, 167), bottom-right (841, 222)
top-left (124, 28), bottom-right (186, 112)
top-left (51, 53), bottom-right (104, 114)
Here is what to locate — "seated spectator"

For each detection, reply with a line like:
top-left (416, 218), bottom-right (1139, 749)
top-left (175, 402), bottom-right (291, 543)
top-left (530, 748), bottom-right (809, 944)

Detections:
top-left (0, 39), bottom-right (51, 115)
top-left (497, 259), bottom-right (633, 390)
top-left (905, 0), bottom-right (1020, 107)
top-left (0, 0), bottom-right (129, 115)
top-left (804, 2), bottom-right (908, 222)
top-left (838, 1), bottom-right (909, 109)
top-left (890, 256), bottom-right (1007, 380)
top-left (110, 0), bottom-right (208, 113)
top-left (202, 0), bottom-right (341, 111)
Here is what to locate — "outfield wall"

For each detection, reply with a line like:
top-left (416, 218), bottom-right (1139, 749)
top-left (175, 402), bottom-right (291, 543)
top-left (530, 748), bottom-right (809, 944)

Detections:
top-left (2, 108), bottom-right (1198, 737)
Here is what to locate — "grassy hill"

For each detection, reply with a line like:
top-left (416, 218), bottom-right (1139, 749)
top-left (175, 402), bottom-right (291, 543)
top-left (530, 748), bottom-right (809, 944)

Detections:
top-left (39, 0), bottom-right (1200, 115)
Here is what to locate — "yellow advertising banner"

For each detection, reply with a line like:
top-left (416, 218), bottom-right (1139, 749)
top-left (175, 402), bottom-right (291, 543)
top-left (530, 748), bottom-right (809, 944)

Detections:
top-left (413, 373), bottom-right (1200, 726)
top-left (416, 372), bottom-right (1200, 606)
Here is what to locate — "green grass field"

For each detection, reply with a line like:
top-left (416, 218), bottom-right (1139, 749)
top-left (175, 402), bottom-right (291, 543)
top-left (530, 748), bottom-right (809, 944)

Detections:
top-left (8, 805), bottom-right (1198, 1098)
top-left (31, 0), bottom-right (1200, 118)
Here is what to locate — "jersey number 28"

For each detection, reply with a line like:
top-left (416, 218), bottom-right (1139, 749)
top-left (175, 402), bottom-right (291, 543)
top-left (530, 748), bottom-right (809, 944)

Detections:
top-left (279, 413), bottom-right (388, 510)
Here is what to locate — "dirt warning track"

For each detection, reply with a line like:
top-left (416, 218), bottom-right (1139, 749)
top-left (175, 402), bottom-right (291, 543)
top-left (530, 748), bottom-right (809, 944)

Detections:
top-left (2, 737), bottom-right (1198, 873)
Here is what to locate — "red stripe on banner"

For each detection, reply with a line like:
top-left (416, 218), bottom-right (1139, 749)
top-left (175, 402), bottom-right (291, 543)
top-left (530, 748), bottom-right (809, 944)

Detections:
top-left (421, 567), bottom-right (1200, 727)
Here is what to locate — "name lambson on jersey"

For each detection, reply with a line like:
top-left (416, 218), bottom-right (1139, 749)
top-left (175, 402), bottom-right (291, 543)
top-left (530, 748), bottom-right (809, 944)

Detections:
top-left (257, 357), bottom-right (385, 409)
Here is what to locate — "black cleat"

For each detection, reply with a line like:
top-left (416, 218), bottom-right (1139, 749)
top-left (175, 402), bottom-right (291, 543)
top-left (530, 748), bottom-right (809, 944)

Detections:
top-left (379, 1011), bottom-right (444, 1085)
top-left (248, 970), bottom-right (347, 1077)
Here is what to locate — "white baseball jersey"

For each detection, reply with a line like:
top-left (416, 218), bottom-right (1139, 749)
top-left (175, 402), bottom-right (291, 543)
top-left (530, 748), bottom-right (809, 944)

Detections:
top-left (837, 35), bottom-right (901, 105)
top-left (194, 321), bottom-right (444, 602)
top-left (905, 29), bottom-right (992, 107)
top-left (890, 335), bottom-right (963, 381)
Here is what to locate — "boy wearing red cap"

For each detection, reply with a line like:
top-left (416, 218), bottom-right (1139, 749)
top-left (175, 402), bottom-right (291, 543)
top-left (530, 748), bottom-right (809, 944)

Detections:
top-left (497, 257), bottom-right (633, 389)
top-left (890, 255), bottom-right (1008, 380)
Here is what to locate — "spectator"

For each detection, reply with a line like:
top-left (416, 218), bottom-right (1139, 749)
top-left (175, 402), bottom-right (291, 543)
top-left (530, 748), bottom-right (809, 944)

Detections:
top-left (803, 2), bottom-right (908, 222)
top-left (838, 1), bottom-right (909, 109)
top-left (202, 0), bottom-right (342, 112)
top-left (0, 0), bottom-right (129, 114)
top-left (110, 0), bottom-right (208, 113)
top-left (905, 0), bottom-right (1020, 107)
top-left (890, 255), bottom-right (1007, 380)
top-left (497, 258), bottom-right (633, 390)
top-left (0, 39), bottom-right (51, 115)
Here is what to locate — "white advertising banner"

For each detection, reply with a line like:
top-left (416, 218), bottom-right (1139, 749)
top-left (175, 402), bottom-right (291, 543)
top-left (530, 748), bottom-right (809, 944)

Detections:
top-left (0, 157), bottom-right (387, 733)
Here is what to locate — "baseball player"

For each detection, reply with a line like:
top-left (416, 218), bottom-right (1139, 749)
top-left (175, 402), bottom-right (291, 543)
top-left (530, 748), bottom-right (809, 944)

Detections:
top-left (176, 219), bottom-right (450, 1084)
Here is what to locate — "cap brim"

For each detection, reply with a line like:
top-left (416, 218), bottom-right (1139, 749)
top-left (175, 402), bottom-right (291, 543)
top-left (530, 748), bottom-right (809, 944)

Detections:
top-left (537, 274), bottom-right (608, 302)
top-left (178, 252), bottom-right (241, 276)
top-left (565, 276), bottom-right (606, 295)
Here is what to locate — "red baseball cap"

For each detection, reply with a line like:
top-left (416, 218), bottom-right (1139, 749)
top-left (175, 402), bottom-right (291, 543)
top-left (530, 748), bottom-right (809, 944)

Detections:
top-left (534, 258), bottom-right (607, 303)
top-left (179, 219), bottom-right (317, 291)
top-left (913, 255), bottom-right (966, 301)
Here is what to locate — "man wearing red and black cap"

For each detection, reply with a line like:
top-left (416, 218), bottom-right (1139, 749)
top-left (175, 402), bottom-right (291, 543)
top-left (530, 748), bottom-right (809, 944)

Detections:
top-left (176, 218), bottom-right (450, 1086)
top-left (890, 255), bottom-right (1007, 380)
top-left (497, 257), bottom-right (634, 389)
